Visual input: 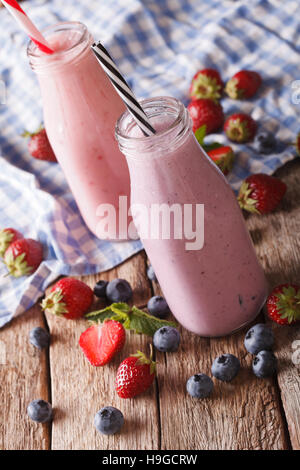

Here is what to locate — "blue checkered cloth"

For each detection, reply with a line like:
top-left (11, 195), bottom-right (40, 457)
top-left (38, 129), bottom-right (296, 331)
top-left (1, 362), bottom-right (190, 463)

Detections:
top-left (0, 0), bottom-right (299, 327)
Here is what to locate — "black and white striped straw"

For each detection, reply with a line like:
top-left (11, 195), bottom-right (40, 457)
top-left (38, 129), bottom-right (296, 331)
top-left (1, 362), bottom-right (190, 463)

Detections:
top-left (91, 41), bottom-right (156, 137)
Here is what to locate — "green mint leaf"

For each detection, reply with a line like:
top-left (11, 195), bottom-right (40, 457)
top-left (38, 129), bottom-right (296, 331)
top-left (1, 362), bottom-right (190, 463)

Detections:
top-left (85, 303), bottom-right (130, 324)
top-left (129, 306), bottom-right (177, 336)
top-left (194, 125), bottom-right (207, 145)
top-left (202, 142), bottom-right (222, 152)
top-left (85, 303), bottom-right (177, 336)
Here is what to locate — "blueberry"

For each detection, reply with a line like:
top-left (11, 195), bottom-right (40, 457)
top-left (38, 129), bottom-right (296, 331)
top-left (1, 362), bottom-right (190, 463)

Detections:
top-left (147, 296), bottom-right (169, 318)
top-left (211, 354), bottom-right (240, 382)
top-left (147, 265), bottom-right (157, 282)
top-left (153, 326), bottom-right (180, 352)
top-left (244, 323), bottom-right (274, 355)
top-left (186, 374), bottom-right (213, 398)
top-left (93, 280), bottom-right (108, 298)
top-left (106, 279), bottom-right (133, 303)
top-left (29, 327), bottom-right (50, 350)
top-left (252, 350), bottom-right (277, 378)
top-left (254, 131), bottom-right (277, 155)
top-left (94, 406), bottom-right (124, 435)
top-left (27, 399), bottom-right (52, 423)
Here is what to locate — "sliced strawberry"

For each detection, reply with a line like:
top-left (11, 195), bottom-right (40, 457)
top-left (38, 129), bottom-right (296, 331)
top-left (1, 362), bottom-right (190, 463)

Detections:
top-left (207, 145), bottom-right (235, 175)
top-left (79, 320), bottom-right (126, 366)
top-left (267, 284), bottom-right (300, 325)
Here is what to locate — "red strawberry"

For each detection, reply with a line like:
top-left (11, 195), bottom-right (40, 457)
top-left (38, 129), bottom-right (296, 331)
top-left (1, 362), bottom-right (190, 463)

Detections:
top-left (238, 173), bottom-right (286, 214)
top-left (4, 238), bottom-right (43, 277)
top-left (23, 127), bottom-right (57, 162)
top-left (188, 99), bottom-right (224, 134)
top-left (79, 320), bottom-right (126, 366)
top-left (0, 228), bottom-right (23, 258)
top-left (189, 68), bottom-right (224, 102)
top-left (207, 145), bottom-right (235, 175)
top-left (41, 277), bottom-right (94, 319)
top-left (116, 349), bottom-right (156, 399)
top-left (225, 70), bottom-right (262, 99)
top-left (267, 284), bottom-right (300, 325)
top-left (224, 113), bottom-right (257, 143)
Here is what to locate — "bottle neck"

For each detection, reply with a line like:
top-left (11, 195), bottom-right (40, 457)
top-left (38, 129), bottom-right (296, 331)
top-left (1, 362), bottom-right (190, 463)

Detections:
top-left (115, 97), bottom-right (192, 160)
top-left (27, 21), bottom-right (93, 74)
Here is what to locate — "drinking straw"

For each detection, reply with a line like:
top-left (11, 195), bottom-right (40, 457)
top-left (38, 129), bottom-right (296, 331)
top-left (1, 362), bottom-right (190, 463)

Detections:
top-left (1, 0), bottom-right (54, 54)
top-left (92, 41), bottom-right (156, 136)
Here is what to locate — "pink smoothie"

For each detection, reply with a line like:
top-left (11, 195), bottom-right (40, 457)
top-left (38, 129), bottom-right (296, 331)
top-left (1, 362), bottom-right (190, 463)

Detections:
top-left (117, 97), bottom-right (268, 336)
top-left (28, 22), bottom-right (130, 240)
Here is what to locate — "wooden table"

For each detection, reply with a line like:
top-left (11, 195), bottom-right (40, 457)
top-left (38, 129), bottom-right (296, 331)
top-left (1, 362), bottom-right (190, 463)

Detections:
top-left (0, 159), bottom-right (299, 451)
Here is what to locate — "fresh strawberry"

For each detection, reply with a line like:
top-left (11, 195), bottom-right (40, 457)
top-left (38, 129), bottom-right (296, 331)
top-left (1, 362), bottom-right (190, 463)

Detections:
top-left (267, 284), bottom-right (300, 325)
top-left (224, 113), bottom-right (257, 143)
top-left (41, 277), bottom-right (94, 319)
top-left (238, 173), bottom-right (286, 214)
top-left (23, 127), bottom-right (57, 162)
top-left (79, 320), bottom-right (126, 366)
top-left (189, 68), bottom-right (224, 102)
top-left (188, 99), bottom-right (224, 134)
top-left (4, 238), bottom-right (43, 277)
top-left (0, 228), bottom-right (23, 258)
top-left (207, 145), bottom-right (235, 175)
top-left (116, 349), bottom-right (156, 399)
top-left (225, 70), bottom-right (262, 99)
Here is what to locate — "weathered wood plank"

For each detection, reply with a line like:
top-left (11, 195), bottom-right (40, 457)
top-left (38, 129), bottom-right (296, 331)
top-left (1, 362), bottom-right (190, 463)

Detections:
top-left (246, 159), bottom-right (300, 450)
top-left (45, 252), bottom-right (160, 450)
top-left (0, 306), bottom-right (50, 450)
top-left (152, 276), bottom-right (289, 450)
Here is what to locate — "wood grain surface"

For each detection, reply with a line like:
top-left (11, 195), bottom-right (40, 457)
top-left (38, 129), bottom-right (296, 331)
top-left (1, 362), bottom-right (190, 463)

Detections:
top-left (0, 159), bottom-right (299, 450)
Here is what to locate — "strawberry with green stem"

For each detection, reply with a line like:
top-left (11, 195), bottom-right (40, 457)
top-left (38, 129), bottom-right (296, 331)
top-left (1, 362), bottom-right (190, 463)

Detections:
top-left (116, 346), bottom-right (156, 398)
top-left (267, 284), bottom-right (300, 325)
top-left (189, 68), bottom-right (224, 102)
top-left (42, 277), bottom-right (94, 319)
top-left (238, 173), bottom-right (286, 214)
top-left (194, 125), bottom-right (235, 175)
top-left (4, 238), bottom-right (43, 277)
top-left (0, 228), bottom-right (23, 258)
top-left (224, 113), bottom-right (257, 143)
top-left (22, 126), bottom-right (57, 162)
top-left (225, 70), bottom-right (262, 100)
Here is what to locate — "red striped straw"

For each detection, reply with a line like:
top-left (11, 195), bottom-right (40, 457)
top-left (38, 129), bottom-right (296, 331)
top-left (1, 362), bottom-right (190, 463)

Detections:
top-left (1, 0), bottom-right (54, 54)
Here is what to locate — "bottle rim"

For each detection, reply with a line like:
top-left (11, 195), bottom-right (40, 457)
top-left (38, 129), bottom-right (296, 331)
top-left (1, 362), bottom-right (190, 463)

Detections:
top-left (115, 96), bottom-right (192, 157)
top-left (27, 21), bottom-right (91, 71)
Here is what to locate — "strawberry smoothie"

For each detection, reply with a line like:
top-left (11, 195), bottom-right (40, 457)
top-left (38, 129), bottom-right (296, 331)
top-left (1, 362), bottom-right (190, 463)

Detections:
top-left (27, 22), bottom-right (130, 240)
top-left (116, 97), bottom-right (268, 337)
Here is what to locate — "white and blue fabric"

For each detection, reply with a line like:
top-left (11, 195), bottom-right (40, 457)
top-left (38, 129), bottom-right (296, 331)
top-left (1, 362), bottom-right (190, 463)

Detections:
top-left (0, 0), bottom-right (299, 327)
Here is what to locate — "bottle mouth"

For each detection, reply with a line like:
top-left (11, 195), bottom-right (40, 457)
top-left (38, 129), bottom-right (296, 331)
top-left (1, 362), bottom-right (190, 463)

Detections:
top-left (27, 21), bottom-right (91, 70)
top-left (115, 96), bottom-right (191, 157)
